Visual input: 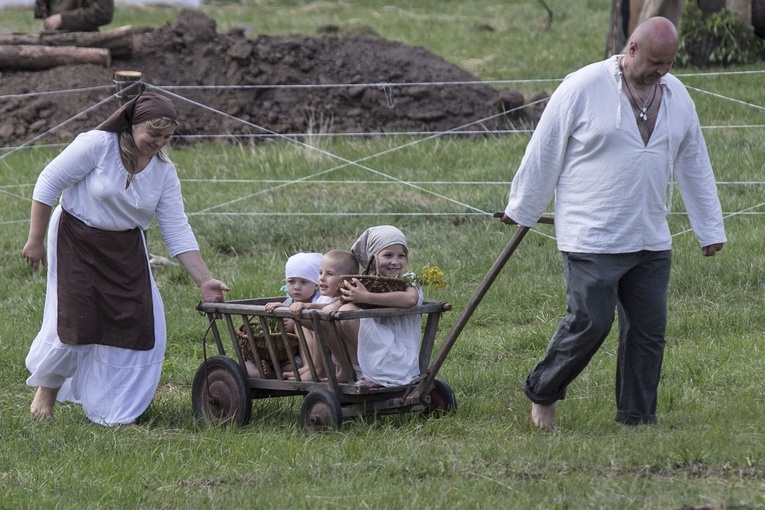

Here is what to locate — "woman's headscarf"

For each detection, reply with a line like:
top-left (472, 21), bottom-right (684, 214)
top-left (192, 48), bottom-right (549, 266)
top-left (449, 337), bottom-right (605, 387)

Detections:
top-left (97, 91), bottom-right (177, 133)
top-left (284, 252), bottom-right (323, 285)
top-left (351, 225), bottom-right (408, 274)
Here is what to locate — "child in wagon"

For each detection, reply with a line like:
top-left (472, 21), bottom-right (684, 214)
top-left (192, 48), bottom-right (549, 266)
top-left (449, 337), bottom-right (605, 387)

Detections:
top-left (249, 252), bottom-right (322, 378)
top-left (337, 225), bottom-right (423, 388)
top-left (283, 249), bottom-right (359, 381)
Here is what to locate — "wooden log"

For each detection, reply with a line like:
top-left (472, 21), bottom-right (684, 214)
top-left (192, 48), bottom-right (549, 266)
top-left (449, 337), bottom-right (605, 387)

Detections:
top-left (0, 45), bottom-right (111, 70)
top-left (0, 25), bottom-right (133, 59)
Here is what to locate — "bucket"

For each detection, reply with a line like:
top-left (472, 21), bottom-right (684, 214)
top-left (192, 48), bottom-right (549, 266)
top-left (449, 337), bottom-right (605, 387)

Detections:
top-left (113, 70), bottom-right (144, 105)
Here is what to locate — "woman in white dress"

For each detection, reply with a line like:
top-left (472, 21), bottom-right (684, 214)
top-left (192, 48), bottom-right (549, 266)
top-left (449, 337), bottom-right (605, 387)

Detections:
top-left (22, 92), bottom-right (229, 425)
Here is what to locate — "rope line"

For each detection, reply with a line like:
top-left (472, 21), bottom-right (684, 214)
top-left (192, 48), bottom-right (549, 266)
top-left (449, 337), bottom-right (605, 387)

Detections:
top-left (685, 84), bottom-right (765, 112)
top-left (5, 123), bottom-right (765, 153)
top-left (7, 179), bottom-right (765, 188)
top-left (147, 83), bottom-right (548, 216)
top-left (0, 82), bottom-right (137, 163)
top-left (671, 201), bottom-right (765, 238)
top-left (0, 84), bottom-right (112, 100)
top-left (1, 70), bottom-right (763, 239)
top-left (0, 67), bottom-right (754, 101)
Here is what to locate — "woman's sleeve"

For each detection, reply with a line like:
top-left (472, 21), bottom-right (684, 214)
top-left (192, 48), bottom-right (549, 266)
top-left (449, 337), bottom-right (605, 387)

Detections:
top-left (154, 164), bottom-right (200, 257)
top-left (32, 131), bottom-right (106, 206)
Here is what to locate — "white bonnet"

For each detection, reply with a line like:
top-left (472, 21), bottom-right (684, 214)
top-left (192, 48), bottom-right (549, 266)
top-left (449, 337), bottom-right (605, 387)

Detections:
top-left (284, 252), bottom-right (323, 285)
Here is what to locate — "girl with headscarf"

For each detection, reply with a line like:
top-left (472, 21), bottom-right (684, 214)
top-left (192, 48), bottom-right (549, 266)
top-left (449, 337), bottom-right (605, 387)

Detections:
top-left (22, 91), bottom-right (229, 426)
top-left (338, 225), bottom-right (422, 387)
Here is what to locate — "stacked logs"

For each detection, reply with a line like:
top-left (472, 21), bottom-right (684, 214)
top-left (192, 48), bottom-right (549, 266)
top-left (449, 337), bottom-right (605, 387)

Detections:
top-left (0, 25), bottom-right (132, 70)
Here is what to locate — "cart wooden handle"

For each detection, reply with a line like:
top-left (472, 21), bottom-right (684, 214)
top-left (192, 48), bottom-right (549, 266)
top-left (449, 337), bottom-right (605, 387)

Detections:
top-left (492, 211), bottom-right (555, 224)
top-left (410, 214), bottom-right (554, 400)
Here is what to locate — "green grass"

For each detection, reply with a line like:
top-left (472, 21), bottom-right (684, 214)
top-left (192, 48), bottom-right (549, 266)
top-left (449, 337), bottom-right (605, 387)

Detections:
top-left (2, 1), bottom-right (765, 508)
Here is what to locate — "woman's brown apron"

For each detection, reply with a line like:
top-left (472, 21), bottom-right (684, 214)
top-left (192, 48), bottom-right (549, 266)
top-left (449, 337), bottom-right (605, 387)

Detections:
top-left (56, 209), bottom-right (155, 350)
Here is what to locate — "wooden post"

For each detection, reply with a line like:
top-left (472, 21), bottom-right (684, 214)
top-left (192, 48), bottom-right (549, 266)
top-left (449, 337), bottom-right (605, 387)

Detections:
top-left (113, 70), bottom-right (144, 106)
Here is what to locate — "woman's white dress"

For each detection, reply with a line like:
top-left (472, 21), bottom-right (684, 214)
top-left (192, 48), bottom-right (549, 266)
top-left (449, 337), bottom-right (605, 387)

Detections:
top-left (26, 130), bottom-right (198, 426)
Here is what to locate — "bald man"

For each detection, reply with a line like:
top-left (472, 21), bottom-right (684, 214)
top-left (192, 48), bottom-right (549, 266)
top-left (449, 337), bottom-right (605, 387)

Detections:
top-left (501, 17), bottom-right (726, 431)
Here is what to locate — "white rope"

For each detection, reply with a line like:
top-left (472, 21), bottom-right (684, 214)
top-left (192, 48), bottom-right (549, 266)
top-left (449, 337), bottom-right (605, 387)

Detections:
top-left (188, 211), bottom-right (489, 217)
top-left (1, 70), bottom-right (764, 236)
top-left (0, 92), bottom-right (124, 163)
top-left (675, 69), bottom-right (765, 78)
top-left (0, 84), bottom-right (112, 101)
top-left (146, 83), bottom-right (546, 216)
top-left (5, 123), bottom-right (765, 153)
top-left (671, 201), bottom-right (765, 238)
top-left (685, 84), bottom-right (765, 112)
top-left (152, 78), bottom-right (563, 91)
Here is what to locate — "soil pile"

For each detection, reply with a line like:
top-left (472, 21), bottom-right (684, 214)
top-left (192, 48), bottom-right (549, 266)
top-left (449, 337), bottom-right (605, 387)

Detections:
top-left (0, 9), bottom-right (546, 147)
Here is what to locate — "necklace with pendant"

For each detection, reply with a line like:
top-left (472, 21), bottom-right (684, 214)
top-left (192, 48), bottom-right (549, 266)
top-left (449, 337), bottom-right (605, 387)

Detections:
top-left (620, 58), bottom-right (658, 122)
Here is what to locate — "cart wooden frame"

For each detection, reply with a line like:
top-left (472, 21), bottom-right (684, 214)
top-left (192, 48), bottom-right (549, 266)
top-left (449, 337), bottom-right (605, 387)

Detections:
top-left (192, 221), bottom-right (549, 433)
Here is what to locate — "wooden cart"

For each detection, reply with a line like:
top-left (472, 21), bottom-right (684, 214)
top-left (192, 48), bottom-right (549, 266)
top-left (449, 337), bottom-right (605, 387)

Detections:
top-left (192, 219), bottom-right (551, 433)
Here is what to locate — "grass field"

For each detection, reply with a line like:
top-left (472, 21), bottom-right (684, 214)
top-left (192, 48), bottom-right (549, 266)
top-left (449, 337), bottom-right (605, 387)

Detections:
top-left (2, 1), bottom-right (765, 508)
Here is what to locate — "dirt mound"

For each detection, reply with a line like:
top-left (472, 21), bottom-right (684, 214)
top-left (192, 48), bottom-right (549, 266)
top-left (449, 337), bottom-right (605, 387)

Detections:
top-left (0, 9), bottom-right (546, 148)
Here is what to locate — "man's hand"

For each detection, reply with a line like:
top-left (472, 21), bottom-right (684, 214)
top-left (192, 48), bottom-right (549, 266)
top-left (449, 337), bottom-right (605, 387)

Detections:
top-left (702, 243), bottom-right (725, 257)
top-left (44, 13), bottom-right (63, 30)
top-left (497, 212), bottom-right (518, 225)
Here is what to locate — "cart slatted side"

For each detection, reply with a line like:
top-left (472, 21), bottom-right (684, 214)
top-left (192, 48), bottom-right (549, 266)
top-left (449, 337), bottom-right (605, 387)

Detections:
top-left (197, 299), bottom-right (452, 401)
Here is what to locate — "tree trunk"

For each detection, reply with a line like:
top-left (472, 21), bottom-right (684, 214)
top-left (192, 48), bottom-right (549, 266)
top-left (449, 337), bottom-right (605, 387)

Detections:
top-left (0, 25), bottom-right (133, 59)
top-left (0, 45), bottom-right (111, 70)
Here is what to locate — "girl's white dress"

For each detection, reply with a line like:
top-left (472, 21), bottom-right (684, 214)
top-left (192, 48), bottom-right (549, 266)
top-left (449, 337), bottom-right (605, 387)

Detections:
top-left (26, 130), bottom-right (198, 426)
top-left (357, 286), bottom-right (423, 387)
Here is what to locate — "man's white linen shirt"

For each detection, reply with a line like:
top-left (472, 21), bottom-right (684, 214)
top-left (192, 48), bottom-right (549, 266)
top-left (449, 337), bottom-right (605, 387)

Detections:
top-left (32, 130), bottom-right (199, 257)
top-left (504, 56), bottom-right (726, 253)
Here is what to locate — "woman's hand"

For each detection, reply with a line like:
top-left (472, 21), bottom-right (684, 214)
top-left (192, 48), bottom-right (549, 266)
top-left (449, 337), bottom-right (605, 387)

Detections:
top-left (22, 239), bottom-right (47, 270)
top-left (199, 278), bottom-right (229, 303)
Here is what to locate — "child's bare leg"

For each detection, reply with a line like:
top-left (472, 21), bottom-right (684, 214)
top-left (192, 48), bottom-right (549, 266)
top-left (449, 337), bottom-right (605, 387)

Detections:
top-left (329, 304), bottom-right (359, 383)
top-left (245, 360), bottom-right (276, 379)
top-left (284, 327), bottom-right (326, 381)
top-left (30, 386), bottom-right (59, 422)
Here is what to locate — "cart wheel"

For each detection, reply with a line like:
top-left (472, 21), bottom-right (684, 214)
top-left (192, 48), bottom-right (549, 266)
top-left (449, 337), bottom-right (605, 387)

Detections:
top-left (192, 355), bottom-right (252, 426)
top-left (425, 378), bottom-right (457, 416)
top-left (299, 389), bottom-right (343, 433)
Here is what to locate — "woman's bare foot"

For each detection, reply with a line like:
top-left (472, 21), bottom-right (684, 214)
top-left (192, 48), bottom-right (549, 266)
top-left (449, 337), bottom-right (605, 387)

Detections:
top-left (531, 402), bottom-right (558, 431)
top-left (30, 386), bottom-right (59, 422)
top-left (358, 379), bottom-right (382, 388)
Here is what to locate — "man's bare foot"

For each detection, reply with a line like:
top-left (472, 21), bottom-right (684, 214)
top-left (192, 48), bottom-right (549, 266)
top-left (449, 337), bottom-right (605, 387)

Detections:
top-left (531, 402), bottom-right (558, 431)
top-left (30, 386), bottom-right (59, 422)
top-left (358, 379), bottom-right (382, 389)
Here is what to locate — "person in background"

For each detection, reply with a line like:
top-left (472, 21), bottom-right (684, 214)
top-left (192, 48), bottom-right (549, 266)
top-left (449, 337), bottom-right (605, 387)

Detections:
top-left (35, 0), bottom-right (114, 32)
top-left (501, 17), bottom-right (726, 431)
top-left (23, 91), bottom-right (229, 426)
